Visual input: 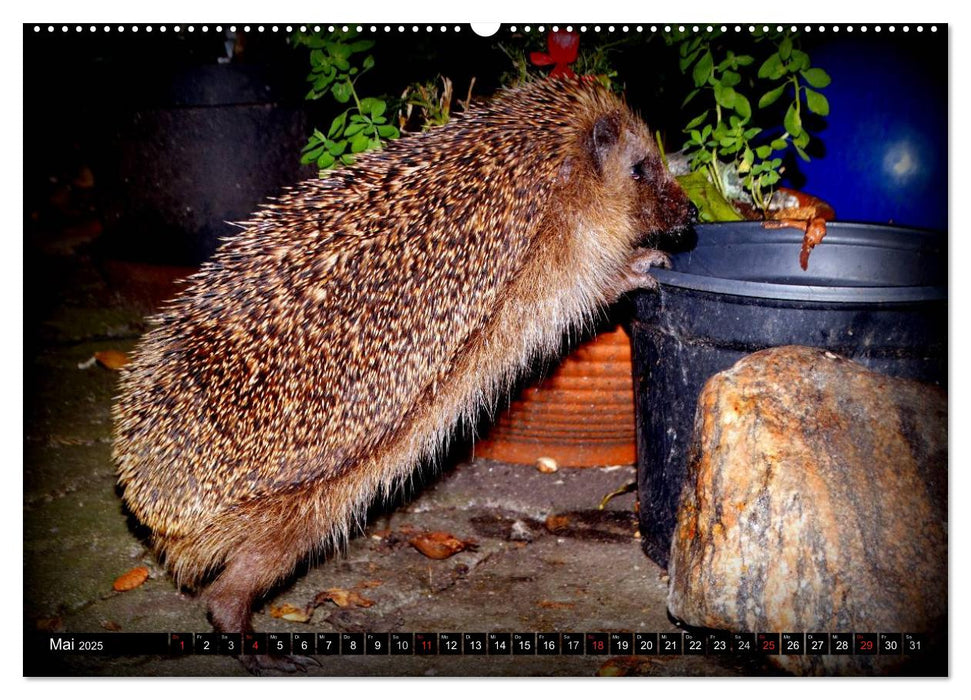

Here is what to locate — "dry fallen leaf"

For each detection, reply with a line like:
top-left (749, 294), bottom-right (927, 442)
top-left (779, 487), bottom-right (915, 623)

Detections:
top-left (35, 617), bottom-right (63, 632)
top-left (269, 603), bottom-right (313, 623)
top-left (112, 566), bottom-right (149, 592)
top-left (95, 350), bottom-right (130, 370)
top-left (799, 217), bottom-right (829, 271)
top-left (762, 184), bottom-right (836, 271)
top-left (409, 531), bottom-right (478, 560)
top-left (101, 619), bottom-right (123, 631)
top-left (313, 588), bottom-right (375, 609)
top-left (544, 513), bottom-right (572, 532)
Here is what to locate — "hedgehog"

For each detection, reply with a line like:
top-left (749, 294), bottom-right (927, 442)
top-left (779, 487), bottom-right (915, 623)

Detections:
top-left (112, 77), bottom-right (696, 672)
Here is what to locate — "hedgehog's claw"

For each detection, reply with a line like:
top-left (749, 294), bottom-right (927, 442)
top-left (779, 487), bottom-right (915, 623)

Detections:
top-left (240, 653), bottom-right (321, 675)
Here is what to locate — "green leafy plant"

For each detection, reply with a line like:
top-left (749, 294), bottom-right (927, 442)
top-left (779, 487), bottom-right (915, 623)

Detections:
top-left (398, 76), bottom-right (460, 132)
top-left (293, 30), bottom-right (400, 172)
top-left (671, 29), bottom-right (831, 219)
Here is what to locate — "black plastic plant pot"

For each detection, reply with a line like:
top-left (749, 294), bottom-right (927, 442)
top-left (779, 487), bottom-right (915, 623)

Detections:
top-left (629, 221), bottom-right (947, 568)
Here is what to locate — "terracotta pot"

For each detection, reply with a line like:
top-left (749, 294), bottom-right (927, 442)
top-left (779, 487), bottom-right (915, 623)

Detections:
top-left (474, 325), bottom-right (636, 467)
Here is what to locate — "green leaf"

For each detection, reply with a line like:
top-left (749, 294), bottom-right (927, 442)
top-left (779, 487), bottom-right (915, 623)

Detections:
top-left (762, 170), bottom-right (781, 186)
top-left (313, 73), bottom-right (336, 92)
top-left (327, 113), bottom-right (347, 138)
top-left (771, 137), bottom-right (789, 151)
top-left (292, 32), bottom-right (328, 49)
top-left (755, 144), bottom-right (773, 159)
top-left (743, 127), bottom-right (761, 140)
top-left (734, 93), bottom-right (752, 122)
top-left (800, 67), bottom-right (831, 88)
top-left (714, 82), bottom-right (737, 109)
top-left (734, 54), bottom-right (754, 66)
top-left (779, 35), bottom-right (793, 60)
top-left (340, 153), bottom-right (356, 166)
top-left (350, 134), bottom-right (370, 153)
top-left (681, 88), bottom-right (700, 108)
top-left (676, 169), bottom-right (744, 222)
top-left (739, 147), bottom-right (754, 173)
top-left (805, 88), bottom-right (830, 116)
top-left (679, 49), bottom-right (701, 72)
top-left (688, 129), bottom-right (702, 144)
top-left (795, 144), bottom-right (811, 162)
top-left (793, 129), bottom-right (810, 148)
top-left (362, 55), bottom-right (375, 71)
top-left (346, 39), bottom-right (375, 53)
top-left (758, 53), bottom-right (784, 79)
top-left (791, 49), bottom-right (810, 71)
top-left (344, 122), bottom-right (367, 137)
top-left (358, 97), bottom-right (377, 115)
top-left (701, 124), bottom-right (712, 141)
top-left (327, 41), bottom-right (351, 61)
top-left (300, 145), bottom-right (325, 164)
top-left (720, 70), bottom-right (741, 87)
top-left (684, 111), bottom-right (709, 130)
top-left (692, 50), bottom-right (714, 88)
top-left (759, 83), bottom-right (786, 108)
top-left (331, 81), bottom-right (352, 103)
top-left (377, 124), bottom-right (399, 138)
top-left (317, 152), bottom-right (336, 169)
top-left (784, 103), bottom-right (802, 136)
top-left (325, 138), bottom-right (347, 156)
top-left (369, 99), bottom-right (387, 119)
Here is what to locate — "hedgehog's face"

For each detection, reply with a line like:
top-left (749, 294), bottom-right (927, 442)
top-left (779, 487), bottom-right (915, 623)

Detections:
top-left (587, 111), bottom-right (697, 254)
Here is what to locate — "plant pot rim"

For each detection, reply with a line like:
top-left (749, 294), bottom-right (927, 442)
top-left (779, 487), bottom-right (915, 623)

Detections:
top-left (650, 220), bottom-right (946, 304)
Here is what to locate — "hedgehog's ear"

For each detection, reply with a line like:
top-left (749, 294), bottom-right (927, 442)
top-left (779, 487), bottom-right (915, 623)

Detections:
top-left (588, 112), bottom-right (622, 176)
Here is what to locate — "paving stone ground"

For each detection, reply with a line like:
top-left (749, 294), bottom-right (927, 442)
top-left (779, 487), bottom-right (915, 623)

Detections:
top-left (21, 248), bottom-right (767, 678)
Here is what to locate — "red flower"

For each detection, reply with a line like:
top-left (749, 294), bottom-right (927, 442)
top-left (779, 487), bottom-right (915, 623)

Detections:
top-left (530, 30), bottom-right (579, 79)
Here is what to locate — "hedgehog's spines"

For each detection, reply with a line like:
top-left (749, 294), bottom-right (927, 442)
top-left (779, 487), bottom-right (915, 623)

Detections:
top-left (113, 78), bottom-right (695, 639)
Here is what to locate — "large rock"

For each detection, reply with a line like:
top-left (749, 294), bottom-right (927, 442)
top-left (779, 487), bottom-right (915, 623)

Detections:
top-left (667, 346), bottom-right (947, 675)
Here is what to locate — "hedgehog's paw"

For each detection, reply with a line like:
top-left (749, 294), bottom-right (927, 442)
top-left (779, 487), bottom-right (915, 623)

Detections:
top-left (613, 247), bottom-right (671, 295)
top-left (240, 653), bottom-right (321, 675)
top-left (629, 247), bottom-right (672, 275)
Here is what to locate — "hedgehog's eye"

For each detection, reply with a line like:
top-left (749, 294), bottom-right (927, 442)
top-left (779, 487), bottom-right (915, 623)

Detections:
top-left (631, 159), bottom-right (647, 181)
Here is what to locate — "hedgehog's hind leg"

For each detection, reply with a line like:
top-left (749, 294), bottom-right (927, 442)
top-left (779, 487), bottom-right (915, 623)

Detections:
top-left (204, 546), bottom-right (271, 634)
top-left (195, 504), bottom-right (324, 674)
top-left (205, 542), bottom-right (321, 674)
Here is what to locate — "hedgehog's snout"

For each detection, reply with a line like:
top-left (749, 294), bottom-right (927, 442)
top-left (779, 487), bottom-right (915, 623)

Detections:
top-left (637, 180), bottom-right (698, 254)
